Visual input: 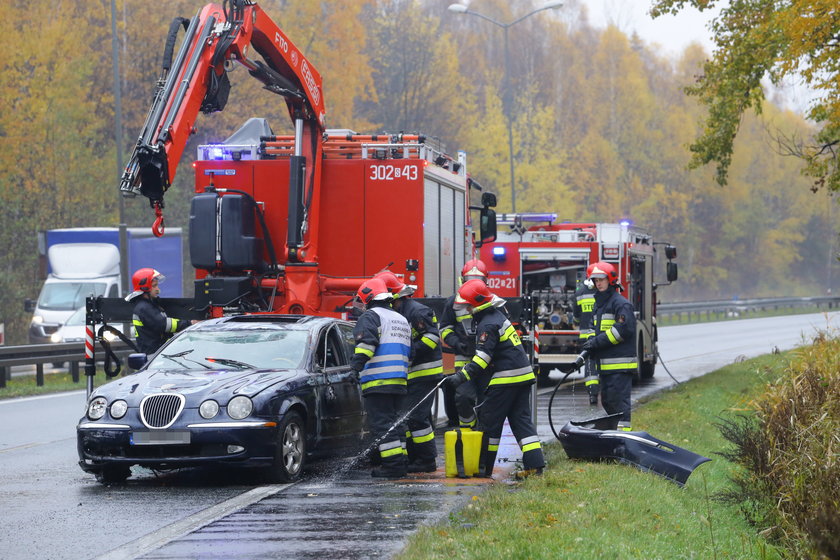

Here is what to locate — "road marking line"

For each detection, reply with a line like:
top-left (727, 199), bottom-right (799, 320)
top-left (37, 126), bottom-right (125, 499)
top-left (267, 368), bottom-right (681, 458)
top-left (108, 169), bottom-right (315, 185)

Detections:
top-left (92, 483), bottom-right (291, 560)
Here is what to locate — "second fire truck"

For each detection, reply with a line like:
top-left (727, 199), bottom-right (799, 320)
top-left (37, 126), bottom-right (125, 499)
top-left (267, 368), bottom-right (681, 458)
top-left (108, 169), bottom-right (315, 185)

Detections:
top-left (479, 214), bottom-right (678, 384)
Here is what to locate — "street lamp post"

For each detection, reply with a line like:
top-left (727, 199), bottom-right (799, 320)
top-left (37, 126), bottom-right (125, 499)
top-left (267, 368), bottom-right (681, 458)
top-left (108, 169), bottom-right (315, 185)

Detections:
top-left (448, 1), bottom-right (563, 213)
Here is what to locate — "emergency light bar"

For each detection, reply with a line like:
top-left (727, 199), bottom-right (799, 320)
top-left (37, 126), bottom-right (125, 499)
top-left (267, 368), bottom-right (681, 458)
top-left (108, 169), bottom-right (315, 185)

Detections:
top-left (197, 143), bottom-right (260, 161)
top-left (496, 213), bottom-right (557, 226)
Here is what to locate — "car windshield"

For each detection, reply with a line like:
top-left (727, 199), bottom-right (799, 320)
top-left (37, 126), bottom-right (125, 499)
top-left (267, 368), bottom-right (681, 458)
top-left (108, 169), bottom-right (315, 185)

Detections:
top-left (146, 327), bottom-right (309, 371)
top-left (38, 282), bottom-right (107, 311)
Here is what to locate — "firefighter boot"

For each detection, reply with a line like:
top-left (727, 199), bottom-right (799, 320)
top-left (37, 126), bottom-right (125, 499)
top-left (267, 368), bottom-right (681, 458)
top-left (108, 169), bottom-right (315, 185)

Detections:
top-left (584, 375), bottom-right (600, 405)
top-left (514, 468), bottom-right (544, 480)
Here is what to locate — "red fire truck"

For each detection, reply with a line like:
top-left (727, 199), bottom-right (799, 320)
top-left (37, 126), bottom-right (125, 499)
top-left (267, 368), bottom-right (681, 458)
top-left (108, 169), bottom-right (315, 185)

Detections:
top-left (479, 214), bottom-right (677, 383)
top-left (115, 0), bottom-right (493, 318)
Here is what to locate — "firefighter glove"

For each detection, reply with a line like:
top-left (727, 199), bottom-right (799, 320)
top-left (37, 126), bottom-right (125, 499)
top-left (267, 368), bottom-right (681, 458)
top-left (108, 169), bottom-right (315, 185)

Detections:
top-left (581, 337), bottom-right (599, 352)
top-left (456, 341), bottom-right (470, 356)
top-left (445, 369), bottom-right (468, 389)
top-left (350, 368), bottom-right (361, 382)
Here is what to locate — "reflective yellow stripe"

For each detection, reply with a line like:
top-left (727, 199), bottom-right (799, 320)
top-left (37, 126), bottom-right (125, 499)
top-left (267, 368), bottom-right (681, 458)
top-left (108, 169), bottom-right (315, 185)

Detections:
top-left (361, 378), bottom-right (407, 390)
top-left (421, 336), bottom-right (437, 349)
top-left (407, 366), bottom-right (443, 380)
top-left (355, 347), bottom-right (374, 358)
top-left (600, 362), bottom-right (637, 371)
top-left (472, 355), bottom-right (488, 369)
top-left (381, 447), bottom-right (403, 458)
top-left (606, 329), bottom-right (619, 344)
top-left (413, 432), bottom-right (435, 444)
top-left (489, 372), bottom-right (536, 386)
top-left (132, 319), bottom-right (143, 326)
top-left (585, 378), bottom-right (599, 386)
top-left (440, 327), bottom-right (454, 339)
top-left (454, 360), bottom-right (468, 367)
top-left (488, 444), bottom-right (499, 451)
top-left (522, 441), bottom-right (542, 453)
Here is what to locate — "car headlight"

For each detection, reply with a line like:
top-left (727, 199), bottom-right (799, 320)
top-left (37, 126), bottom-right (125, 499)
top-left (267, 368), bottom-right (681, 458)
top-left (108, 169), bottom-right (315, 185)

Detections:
top-left (50, 332), bottom-right (63, 343)
top-left (102, 330), bottom-right (117, 342)
top-left (87, 397), bottom-right (108, 420)
top-left (31, 315), bottom-right (43, 325)
top-left (227, 396), bottom-right (253, 420)
top-left (199, 399), bottom-right (220, 419)
top-left (110, 400), bottom-right (128, 419)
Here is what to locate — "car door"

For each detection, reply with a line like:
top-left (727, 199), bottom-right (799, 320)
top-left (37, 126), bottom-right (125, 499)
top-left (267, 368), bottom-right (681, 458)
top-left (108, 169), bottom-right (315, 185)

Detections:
top-left (314, 324), bottom-right (363, 443)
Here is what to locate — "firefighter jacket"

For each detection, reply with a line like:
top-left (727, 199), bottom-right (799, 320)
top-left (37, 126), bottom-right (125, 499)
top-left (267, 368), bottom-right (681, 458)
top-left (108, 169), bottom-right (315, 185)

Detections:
top-left (132, 297), bottom-right (189, 355)
top-left (588, 289), bottom-right (638, 375)
top-left (574, 282), bottom-right (596, 340)
top-left (396, 298), bottom-right (444, 382)
top-left (463, 306), bottom-right (535, 388)
top-left (439, 294), bottom-right (474, 368)
top-left (350, 303), bottom-right (411, 395)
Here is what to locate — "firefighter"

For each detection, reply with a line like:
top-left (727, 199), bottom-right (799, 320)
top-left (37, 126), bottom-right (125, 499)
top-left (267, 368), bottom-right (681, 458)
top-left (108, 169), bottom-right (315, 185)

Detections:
top-left (375, 271), bottom-right (442, 473)
top-left (574, 266), bottom-right (599, 405)
top-left (350, 277), bottom-right (412, 478)
top-left (125, 268), bottom-right (195, 355)
top-left (439, 259), bottom-right (488, 428)
top-left (581, 262), bottom-right (637, 431)
top-left (447, 279), bottom-right (545, 478)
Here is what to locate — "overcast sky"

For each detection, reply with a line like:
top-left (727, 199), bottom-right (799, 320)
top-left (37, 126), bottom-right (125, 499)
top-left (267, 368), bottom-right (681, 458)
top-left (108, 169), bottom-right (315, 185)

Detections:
top-left (585, 0), bottom-right (719, 57)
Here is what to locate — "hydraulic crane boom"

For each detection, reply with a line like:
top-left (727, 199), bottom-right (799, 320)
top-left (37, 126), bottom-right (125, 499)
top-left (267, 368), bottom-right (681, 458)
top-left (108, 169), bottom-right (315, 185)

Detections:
top-left (120, 0), bottom-right (325, 262)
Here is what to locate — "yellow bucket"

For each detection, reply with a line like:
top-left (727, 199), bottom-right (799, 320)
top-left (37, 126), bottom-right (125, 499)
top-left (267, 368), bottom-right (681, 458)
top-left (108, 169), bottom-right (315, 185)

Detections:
top-left (444, 428), bottom-right (483, 477)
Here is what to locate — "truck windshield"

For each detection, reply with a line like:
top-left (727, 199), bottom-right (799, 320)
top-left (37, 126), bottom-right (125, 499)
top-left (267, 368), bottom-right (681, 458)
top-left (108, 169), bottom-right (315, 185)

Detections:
top-left (37, 282), bottom-right (107, 311)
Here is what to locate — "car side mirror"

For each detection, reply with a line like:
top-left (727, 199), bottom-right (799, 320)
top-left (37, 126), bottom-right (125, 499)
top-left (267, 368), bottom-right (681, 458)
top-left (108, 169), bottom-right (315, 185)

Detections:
top-left (667, 262), bottom-right (678, 282)
top-left (127, 353), bottom-right (148, 370)
top-left (665, 245), bottom-right (677, 260)
top-left (481, 192), bottom-right (497, 208)
top-left (24, 298), bottom-right (36, 313)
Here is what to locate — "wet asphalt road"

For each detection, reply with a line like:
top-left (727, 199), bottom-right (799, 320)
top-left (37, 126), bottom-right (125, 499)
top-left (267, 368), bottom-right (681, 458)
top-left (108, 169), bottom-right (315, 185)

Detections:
top-left (1, 312), bottom-right (836, 560)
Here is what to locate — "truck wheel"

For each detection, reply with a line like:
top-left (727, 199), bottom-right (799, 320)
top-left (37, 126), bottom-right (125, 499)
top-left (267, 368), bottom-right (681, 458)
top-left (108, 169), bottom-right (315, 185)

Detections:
top-left (535, 365), bottom-right (551, 387)
top-left (638, 340), bottom-right (656, 379)
top-left (269, 411), bottom-right (306, 483)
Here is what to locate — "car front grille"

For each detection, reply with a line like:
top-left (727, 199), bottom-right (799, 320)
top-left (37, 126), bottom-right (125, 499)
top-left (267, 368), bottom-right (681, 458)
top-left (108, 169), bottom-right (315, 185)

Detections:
top-left (140, 393), bottom-right (186, 429)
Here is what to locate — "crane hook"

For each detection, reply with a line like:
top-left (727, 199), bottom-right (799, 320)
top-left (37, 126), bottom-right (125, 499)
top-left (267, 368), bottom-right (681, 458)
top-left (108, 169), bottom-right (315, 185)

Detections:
top-left (152, 202), bottom-right (165, 238)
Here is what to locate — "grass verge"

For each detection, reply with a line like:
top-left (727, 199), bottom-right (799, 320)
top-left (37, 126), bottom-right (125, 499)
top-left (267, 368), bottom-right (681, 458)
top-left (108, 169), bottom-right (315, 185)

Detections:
top-left (397, 354), bottom-right (792, 560)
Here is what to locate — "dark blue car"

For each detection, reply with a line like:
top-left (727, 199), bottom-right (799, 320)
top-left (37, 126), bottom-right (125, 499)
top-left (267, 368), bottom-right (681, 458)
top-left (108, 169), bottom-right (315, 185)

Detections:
top-left (77, 315), bottom-right (365, 483)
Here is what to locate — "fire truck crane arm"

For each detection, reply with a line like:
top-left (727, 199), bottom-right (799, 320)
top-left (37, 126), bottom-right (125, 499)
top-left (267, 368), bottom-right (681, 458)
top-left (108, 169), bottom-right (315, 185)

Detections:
top-left (119, 0), bottom-right (326, 234)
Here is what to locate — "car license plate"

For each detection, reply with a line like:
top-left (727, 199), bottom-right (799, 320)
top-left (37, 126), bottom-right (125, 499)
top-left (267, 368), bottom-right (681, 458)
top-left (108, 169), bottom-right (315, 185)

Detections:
top-left (131, 431), bottom-right (191, 445)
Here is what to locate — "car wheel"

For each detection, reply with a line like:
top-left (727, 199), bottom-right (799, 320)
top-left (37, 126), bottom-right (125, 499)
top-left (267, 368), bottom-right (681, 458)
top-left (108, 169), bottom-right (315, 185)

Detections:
top-left (95, 465), bottom-right (131, 484)
top-left (271, 411), bottom-right (306, 483)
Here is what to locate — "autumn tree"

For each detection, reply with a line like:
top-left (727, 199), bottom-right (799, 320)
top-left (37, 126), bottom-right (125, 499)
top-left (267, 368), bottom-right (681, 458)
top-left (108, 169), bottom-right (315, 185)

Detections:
top-left (650, 0), bottom-right (840, 192)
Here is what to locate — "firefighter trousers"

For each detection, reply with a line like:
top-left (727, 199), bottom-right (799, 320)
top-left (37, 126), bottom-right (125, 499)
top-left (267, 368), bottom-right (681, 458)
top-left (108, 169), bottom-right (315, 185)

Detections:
top-left (403, 378), bottom-right (438, 465)
top-left (476, 384), bottom-right (545, 474)
top-left (364, 392), bottom-right (408, 472)
top-left (600, 372), bottom-right (633, 425)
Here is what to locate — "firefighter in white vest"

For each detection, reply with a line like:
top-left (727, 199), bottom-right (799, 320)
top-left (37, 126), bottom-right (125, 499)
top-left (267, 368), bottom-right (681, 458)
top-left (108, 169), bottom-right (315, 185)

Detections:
top-left (350, 278), bottom-right (412, 478)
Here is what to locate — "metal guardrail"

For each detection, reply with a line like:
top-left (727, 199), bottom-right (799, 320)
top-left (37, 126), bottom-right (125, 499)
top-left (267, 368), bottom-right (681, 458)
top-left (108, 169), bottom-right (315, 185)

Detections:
top-left (2, 296), bottom-right (838, 389)
top-left (657, 296), bottom-right (840, 321)
top-left (0, 340), bottom-right (134, 389)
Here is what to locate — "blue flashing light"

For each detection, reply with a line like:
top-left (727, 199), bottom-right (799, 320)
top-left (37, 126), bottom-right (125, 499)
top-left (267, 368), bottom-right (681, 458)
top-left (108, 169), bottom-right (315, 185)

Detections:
top-left (211, 147), bottom-right (224, 160)
top-left (492, 246), bottom-right (506, 261)
top-left (619, 219), bottom-right (632, 227)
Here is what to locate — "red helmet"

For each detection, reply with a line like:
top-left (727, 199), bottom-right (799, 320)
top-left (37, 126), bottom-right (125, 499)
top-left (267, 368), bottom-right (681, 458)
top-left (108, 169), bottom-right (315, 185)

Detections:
top-left (126, 268), bottom-right (164, 301)
top-left (587, 262), bottom-right (618, 285)
top-left (374, 270), bottom-right (413, 297)
top-left (356, 277), bottom-right (392, 306)
top-left (456, 279), bottom-right (494, 311)
top-left (461, 259), bottom-right (488, 281)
